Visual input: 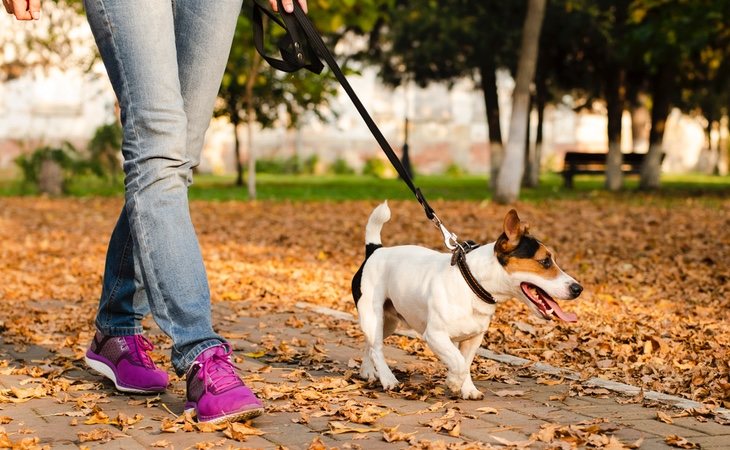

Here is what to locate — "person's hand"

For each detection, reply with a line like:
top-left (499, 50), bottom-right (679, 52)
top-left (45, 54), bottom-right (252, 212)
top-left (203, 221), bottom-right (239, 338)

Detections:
top-left (269, 0), bottom-right (307, 14)
top-left (4, 0), bottom-right (40, 20)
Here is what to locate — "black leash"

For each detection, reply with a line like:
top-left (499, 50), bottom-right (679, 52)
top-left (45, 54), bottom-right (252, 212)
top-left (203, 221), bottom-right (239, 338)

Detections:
top-left (251, 0), bottom-right (495, 304)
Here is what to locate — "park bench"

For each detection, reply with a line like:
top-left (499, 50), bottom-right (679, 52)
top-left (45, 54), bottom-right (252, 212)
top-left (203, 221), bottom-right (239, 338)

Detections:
top-left (561, 151), bottom-right (663, 188)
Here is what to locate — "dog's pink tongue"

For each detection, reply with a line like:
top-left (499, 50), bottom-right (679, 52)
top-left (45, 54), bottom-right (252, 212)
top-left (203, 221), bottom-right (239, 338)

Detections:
top-left (545, 298), bottom-right (578, 322)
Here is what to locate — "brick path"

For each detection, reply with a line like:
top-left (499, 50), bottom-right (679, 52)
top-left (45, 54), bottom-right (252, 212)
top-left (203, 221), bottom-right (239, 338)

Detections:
top-left (1, 300), bottom-right (728, 449)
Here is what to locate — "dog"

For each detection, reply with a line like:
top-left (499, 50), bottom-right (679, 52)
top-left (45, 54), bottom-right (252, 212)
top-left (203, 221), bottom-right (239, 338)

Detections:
top-left (351, 202), bottom-right (582, 399)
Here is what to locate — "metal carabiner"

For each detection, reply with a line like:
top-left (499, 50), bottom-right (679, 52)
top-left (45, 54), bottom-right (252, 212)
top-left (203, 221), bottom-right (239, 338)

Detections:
top-left (431, 214), bottom-right (459, 250)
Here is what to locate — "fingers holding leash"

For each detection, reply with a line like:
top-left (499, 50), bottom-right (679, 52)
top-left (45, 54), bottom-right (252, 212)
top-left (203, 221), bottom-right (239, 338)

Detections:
top-left (269, 0), bottom-right (308, 14)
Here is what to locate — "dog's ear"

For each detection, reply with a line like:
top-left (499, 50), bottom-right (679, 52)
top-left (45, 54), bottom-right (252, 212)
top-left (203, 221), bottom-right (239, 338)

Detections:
top-left (497, 209), bottom-right (529, 254)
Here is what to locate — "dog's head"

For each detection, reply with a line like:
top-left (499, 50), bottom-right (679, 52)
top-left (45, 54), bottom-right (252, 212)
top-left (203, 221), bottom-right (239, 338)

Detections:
top-left (494, 209), bottom-right (582, 322)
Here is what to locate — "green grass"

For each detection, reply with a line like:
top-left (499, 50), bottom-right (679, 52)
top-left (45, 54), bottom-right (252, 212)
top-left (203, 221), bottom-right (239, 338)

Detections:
top-left (1, 172), bottom-right (729, 204)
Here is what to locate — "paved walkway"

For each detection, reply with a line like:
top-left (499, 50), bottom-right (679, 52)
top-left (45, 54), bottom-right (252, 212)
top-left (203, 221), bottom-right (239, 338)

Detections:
top-left (1, 300), bottom-right (728, 449)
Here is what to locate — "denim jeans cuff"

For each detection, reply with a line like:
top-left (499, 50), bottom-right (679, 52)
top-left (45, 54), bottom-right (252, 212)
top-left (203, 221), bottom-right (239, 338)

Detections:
top-left (175, 339), bottom-right (225, 377)
top-left (95, 322), bottom-right (144, 336)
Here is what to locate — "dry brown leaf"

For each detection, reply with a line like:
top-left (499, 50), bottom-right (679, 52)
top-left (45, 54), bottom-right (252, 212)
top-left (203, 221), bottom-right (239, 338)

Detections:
top-left (665, 434), bottom-right (700, 448)
top-left (492, 389), bottom-right (526, 397)
top-left (475, 406), bottom-right (499, 415)
top-left (308, 436), bottom-right (327, 450)
top-left (327, 421), bottom-right (379, 435)
top-left (150, 440), bottom-right (171, 448)
top-left (490, 434), bottom-right (534, 448)
top-left (657, 411), bottom-right (674, 424)
top-left (424, 408), bottom-right (461, 436)
top-left (0, 417), bottom-right (11, 424)
top-left (223, 422), bottom-right (265, 441)
top-left (77, 428), bottom-right (126, 443)
top-left (382, 425), bottom-right (417, 443)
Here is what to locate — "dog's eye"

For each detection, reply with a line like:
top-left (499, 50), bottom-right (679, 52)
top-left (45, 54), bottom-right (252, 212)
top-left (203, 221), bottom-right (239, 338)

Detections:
top-left (539, 257), bottom-right (552, 269)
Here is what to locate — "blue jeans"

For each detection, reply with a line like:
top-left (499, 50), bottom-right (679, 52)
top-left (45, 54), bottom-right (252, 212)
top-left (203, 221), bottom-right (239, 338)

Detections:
top-left (84, 0), bottom-right (243, 375)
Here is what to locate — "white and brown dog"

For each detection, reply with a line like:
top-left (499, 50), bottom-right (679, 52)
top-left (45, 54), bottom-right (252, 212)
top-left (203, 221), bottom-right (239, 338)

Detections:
top-left (351, 202), bottom-right (582, 399)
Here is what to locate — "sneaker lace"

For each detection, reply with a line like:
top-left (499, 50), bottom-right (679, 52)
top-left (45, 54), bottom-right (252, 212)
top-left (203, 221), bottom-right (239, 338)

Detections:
top-left (130, 335), bottom-right (156, 369)
top-left (197, 345), bottom-right (240, 392)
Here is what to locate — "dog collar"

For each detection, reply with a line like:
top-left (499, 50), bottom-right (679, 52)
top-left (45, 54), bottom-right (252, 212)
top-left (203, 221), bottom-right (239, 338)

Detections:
top-left (451, 241), bottom-right (496, 305)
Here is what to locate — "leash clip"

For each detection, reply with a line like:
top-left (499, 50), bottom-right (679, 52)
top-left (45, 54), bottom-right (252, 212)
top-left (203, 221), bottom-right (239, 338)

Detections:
top-left (431, 214), bottom-right (459, 250)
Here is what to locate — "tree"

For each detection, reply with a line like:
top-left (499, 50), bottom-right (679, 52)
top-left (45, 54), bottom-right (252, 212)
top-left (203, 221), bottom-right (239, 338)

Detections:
top-left (362, 0), bottom-right (524, 191)
top-left (494, 0), bottom-right (546, 204)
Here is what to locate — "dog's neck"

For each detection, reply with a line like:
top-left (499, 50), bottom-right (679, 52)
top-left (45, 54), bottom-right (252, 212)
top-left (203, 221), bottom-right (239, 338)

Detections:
top-left (464, 242), bottom-right (515, 303)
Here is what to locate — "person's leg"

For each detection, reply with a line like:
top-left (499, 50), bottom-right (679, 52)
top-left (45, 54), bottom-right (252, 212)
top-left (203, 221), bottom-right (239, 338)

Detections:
top-left (95, 208), bottom-right (150, 335)
top-left (83, 0), bottom-right (223, 377)
top-left (170, 0), bottom-right (264, 423)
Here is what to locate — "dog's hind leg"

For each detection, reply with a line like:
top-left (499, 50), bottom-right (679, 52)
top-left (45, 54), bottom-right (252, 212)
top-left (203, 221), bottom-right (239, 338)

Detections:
top-left (457, 333), bottom-right (485, 399)
top-left (357, 291), bottom-right (399, 390)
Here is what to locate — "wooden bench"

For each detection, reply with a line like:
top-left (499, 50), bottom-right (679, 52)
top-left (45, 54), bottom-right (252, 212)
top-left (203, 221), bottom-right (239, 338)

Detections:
top-left (562, 151), bottom-right (661, 188)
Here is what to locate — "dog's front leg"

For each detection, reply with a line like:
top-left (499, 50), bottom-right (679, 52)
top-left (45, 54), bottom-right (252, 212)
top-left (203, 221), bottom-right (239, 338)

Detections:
top-left (423, 328), bottom-right (471, 398)
top-left (457, 333), bottom-right (485, 400)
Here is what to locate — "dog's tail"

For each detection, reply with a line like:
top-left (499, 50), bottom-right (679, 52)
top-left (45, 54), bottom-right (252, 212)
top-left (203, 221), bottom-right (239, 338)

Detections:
top-left (365, 201), bottom-right (390, 249)
top-left (352, 201), bottom-right (390, 304)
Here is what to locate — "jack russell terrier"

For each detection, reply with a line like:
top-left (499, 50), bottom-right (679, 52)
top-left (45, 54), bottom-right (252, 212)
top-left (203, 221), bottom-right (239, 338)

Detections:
top-left (351, 202), bottom-right (582, 399)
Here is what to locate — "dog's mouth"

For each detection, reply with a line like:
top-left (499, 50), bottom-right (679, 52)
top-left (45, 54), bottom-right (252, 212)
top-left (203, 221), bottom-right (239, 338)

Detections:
top-left (520, 282), bottom-right (577, 323)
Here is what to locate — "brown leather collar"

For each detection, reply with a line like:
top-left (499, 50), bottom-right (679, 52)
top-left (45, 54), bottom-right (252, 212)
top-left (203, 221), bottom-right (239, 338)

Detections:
top-left (451, 242), bottom-right (496, 305)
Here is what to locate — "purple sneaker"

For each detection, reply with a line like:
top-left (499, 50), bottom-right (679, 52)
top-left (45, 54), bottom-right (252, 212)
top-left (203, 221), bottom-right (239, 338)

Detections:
top-left (85, 331), bottom-right (169, 394)
top-left (184, 344), bottom-right (264, 423)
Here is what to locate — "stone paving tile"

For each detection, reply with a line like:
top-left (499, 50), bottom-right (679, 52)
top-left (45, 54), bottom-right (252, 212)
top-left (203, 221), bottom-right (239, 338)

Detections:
top-left (620, 418), bottom-right (708, 437)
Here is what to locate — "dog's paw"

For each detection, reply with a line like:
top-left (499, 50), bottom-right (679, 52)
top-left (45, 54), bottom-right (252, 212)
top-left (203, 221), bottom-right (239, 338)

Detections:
top-left (446, 374), bottom-right (465, 394)
top-left (461, 388), bottom-right (484, 400)
top-left (360, 366), bottom-right (378, 382)
top-left (380, 373), bottom-right (400, 391)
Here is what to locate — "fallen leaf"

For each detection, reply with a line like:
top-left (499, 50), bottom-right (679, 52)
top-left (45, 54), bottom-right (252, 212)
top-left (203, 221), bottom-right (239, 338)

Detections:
top-left (657, 411), bottom-right (674, 424)
top-left (492, 389), bottom-right (526, 397)
top-left (475, 407), bottom-right (499, 415)
top-left (665, 434), bottom-right (700, 448)
top-left (382, 425), bottom-right (417, 443)
top-left (327, 421), bottom-right (380, 434)
top-left (223, 422), bottom-right (265, 441)
top-left (77, 428), bottom-right (126, 443)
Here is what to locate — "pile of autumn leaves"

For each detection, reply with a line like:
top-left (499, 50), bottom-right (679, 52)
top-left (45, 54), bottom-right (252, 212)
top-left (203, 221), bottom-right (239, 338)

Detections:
top-left (0, 195), bottom-right (728, 409)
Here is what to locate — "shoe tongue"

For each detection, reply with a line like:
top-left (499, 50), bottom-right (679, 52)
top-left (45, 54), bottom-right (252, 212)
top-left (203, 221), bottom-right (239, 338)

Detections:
top-left (544, 298), bottom-right (578, 322)
top-left (197, 345), bottom-right (227, 363)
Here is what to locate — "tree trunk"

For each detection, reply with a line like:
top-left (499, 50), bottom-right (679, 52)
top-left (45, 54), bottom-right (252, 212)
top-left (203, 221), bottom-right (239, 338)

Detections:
top-left (246, 114), bottom-right (256, 199)
top-left (232, 114), bottom-right (244, 187)
top-left (479, 60), bottom-right (503, 191)
top-left (528, 86), bottom-right (545, 187)
top-left (719, 114), bottom-right (729, 176)
top-left (522, 96), bottom-right (533, 187)
top-left (495, 0), bottom-right (546, 204)
top-left (605, 65), bottom-right (626, 191)
top-left (38, 158), bottom-right (64, 196)
top-left (640, 70), bottom-right (671, 190)
top-left (243, 49), bottom-right (262, 199)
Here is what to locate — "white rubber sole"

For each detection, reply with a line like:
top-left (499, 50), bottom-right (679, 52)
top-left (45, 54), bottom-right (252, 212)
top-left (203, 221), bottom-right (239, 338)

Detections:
top-left (84, 356), bottom-right (164, 394)
top-left (184, 407), bottom-right (265, 424)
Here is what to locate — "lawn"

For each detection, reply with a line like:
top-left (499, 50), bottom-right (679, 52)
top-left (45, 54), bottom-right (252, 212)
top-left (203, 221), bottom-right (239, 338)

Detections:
top-left (2, 171), bottom-right (730, 204)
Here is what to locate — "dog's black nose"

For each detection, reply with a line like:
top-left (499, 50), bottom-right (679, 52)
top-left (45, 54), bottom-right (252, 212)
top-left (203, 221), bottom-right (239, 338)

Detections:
top-left (569, 283), bottom-right (583, 298)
